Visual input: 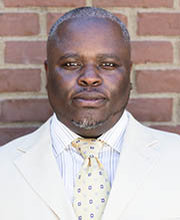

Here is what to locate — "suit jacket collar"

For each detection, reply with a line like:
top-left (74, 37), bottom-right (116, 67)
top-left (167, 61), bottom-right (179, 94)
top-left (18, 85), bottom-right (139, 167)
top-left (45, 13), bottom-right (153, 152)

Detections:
top-left (102, 112), bottom-right (160, 220)
top-left (14, 118), bottom-right (76, 220)
top-left (14, 113), bottom-right (160, 220)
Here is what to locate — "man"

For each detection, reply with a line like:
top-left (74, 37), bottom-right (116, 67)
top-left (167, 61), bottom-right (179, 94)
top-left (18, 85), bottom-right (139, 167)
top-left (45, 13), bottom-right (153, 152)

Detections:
top-left (0, 7), bottom-right (180, 220)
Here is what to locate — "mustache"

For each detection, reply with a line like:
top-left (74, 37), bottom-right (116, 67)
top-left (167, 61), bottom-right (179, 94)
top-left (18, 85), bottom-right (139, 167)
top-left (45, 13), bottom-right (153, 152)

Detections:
top-left (71, 88), bottom-right (108, 99)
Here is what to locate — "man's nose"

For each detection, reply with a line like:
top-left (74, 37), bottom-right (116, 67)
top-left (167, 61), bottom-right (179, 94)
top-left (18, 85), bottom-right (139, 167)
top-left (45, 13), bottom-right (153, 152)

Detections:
top-left (77, 65), bottom-right (102, 87)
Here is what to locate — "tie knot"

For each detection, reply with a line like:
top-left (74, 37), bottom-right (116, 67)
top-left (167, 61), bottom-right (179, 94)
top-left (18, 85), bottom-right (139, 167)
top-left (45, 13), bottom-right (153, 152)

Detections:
top-left (71, 138), bottom-right (104, 159)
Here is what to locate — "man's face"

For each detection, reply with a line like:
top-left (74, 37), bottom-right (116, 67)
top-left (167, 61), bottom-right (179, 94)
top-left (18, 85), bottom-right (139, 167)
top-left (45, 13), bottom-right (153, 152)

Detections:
top-left (45, 17), bottom-right (132, 137)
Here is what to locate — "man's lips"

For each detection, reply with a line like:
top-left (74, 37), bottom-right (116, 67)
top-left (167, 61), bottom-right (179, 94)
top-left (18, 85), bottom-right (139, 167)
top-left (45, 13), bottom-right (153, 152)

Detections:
top-left (72, 92), bottom-right (107, 107)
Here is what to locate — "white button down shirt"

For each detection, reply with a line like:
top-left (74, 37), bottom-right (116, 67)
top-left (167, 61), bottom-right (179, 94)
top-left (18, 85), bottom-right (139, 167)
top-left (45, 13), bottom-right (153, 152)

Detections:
top-left (50, 110), bottom-right (129, 202)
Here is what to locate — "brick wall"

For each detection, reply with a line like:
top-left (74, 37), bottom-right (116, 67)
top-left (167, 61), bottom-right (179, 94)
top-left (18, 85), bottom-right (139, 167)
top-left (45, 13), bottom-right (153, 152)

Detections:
top-left (0, 0), bottom-right (180, 145)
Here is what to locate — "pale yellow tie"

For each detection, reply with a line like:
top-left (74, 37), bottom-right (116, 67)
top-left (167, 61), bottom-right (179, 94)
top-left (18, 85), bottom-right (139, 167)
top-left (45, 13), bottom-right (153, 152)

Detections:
top-left (71, 138), bottom-right (111, 220)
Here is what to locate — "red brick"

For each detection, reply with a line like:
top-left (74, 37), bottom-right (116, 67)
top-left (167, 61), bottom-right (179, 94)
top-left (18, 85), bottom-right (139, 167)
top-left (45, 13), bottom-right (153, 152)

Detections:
top-left (127, 98), bottom-right (173, 122)
top-left (93, 0), bottom-right (173, 8)
top-left (0, 13), bottom-right (39, 36)
top-left (0, 69), bottom-right (41, 92)
top-left (0, 127), bottom-right (38, 146)
top-left (4, 0), bottom-right (85, 7)
top-left (151, 125), bottom-right (180, 135)
top-left (0, 99), bottom-right (52, 122)
top-left (5, 41), bottom-right (46, 64)
top-left (136, 70), bottom-right (180, 93)
top-left (138, 13), bottom-right (180, 36)
top-left (131, 41), bottom-right (173, 64)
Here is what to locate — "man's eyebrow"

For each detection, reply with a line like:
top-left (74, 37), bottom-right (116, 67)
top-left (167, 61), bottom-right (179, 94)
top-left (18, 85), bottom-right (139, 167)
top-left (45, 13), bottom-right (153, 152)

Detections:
top-left (59, 53), bottom-right (80, 60)
top-left (96, 54), bottom-right (120, 61)
top-left (58, 53), bottom-right (120, 61)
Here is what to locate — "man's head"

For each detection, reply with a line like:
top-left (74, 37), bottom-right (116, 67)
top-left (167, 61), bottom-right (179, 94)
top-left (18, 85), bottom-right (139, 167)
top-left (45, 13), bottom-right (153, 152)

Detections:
top-left (45, 7), bottom-right (132, 138)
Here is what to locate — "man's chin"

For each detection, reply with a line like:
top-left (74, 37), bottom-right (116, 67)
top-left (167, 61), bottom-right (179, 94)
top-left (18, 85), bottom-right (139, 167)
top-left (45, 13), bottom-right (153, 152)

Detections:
top-left (71, 118), bottom-right (104, 130)
top-left (70, 109), bottom-right (108, 130)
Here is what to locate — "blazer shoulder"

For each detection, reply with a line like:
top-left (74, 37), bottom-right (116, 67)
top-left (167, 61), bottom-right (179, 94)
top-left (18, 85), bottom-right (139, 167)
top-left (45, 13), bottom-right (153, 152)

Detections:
top-left (127, 111), bottom-right (180, 147)
top-left (144, 122), bottom-right (180, 146)
top-left (145, 124), bottom-right (180, 142)
top-left (0, 118), bottom-right (52, 161)
top-left (150, 128), bottom-right (180, 151)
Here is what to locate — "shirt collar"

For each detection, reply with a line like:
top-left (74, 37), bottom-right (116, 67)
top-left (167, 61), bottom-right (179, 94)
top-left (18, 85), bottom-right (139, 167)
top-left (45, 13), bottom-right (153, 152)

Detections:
top-left (50, 114), bottom-right (80, 155)
top-left (97, 110), bottom-right (128, 153)
top-left (50, 110), bottom-right (129, 156)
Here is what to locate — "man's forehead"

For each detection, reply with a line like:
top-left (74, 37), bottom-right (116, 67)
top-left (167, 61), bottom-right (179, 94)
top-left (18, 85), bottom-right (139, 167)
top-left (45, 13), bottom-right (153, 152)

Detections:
top-left (48, 16), bottom-right (126, 49)
top-left (56, 16), bottom-right (123, 36)
top-left (47, 16), bottom-right (131, 62)
top-left (48, 7), bottom-right (130, 44)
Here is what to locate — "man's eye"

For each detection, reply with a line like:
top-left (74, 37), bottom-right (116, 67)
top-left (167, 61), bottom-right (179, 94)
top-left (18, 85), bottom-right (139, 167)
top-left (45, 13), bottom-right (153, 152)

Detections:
top-left (100, 62), bottom-right (118, 69)
top-left (63, 62), bottom-right (81, 69)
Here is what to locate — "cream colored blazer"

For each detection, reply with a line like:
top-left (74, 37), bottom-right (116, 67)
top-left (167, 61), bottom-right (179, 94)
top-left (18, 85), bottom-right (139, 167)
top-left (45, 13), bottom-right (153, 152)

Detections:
top-left (0, 112), bottom-right (180, 220)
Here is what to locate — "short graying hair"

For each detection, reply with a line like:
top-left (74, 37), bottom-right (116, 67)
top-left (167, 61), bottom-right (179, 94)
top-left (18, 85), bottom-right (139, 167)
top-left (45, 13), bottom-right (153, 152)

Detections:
top-left (48, 7), bottom-right (130, 42)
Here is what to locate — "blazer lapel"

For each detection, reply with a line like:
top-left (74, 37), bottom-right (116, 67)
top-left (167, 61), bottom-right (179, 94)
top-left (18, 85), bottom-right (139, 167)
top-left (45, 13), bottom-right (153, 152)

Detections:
top-left (13, 120), bottom-right (76, 220)
top-left (102, 114), bottom-right (160, 220)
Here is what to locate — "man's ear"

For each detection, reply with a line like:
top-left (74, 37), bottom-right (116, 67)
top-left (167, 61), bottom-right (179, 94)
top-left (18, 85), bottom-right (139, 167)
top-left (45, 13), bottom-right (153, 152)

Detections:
top-left (44, 60), bottom-right (48, 77)
top-left (129, 61), bottom-right (133, 72)
top-left (44, 60), bottom-right (48, 90)
top-left (129, 61), bottom-right (133, 91)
